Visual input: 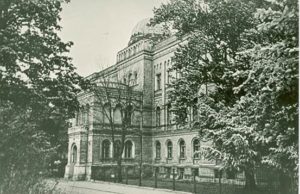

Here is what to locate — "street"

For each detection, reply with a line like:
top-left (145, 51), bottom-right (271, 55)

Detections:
top-left (53, 180), bottom-right (191, 194)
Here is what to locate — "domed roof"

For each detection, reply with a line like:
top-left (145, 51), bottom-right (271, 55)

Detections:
top-left (128, 18), bottom-right (170, 45)
top-left (131, 18), bottom-right (167, 36)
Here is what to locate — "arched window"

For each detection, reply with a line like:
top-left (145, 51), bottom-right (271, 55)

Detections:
top-left (156, 107), bottom-right (161, 127)
top-left (155, 141), bottom-right (161, 159)
top-left (193, 139), bottom-right (200, 159)
top-left (102, 140), bottom-right (110, 159)
top-left (113, 140), bottom-right (121, 159)
top-left (124, 141), bottom-right (133, 158)
top-left (71, 145), bottom-right (77, 163)
top-left (179, 140), bottom-right (186, 158)
top-left (167, 141), bottom-right (172, 159)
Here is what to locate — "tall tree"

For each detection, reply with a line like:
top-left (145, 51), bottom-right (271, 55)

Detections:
top-left (92, 78), bottom-right (142, 182)
top-left (152, 0), bottom-right (298, 191)
top-left (0, 0), bottom-right (86, 192)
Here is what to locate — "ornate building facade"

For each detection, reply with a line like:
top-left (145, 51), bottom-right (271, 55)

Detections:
top-left (64, 18), bottom-right (218, 180)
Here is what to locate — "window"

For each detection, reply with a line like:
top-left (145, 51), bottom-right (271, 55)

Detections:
top-left (155, 141), bottom-right (161, 159)
top-left (166, 70), bottom-right (170, 84)
top-left (193, 168), bottom-right (199, 176)
top-left (178, 168), bottom-right (184, 179)
top-left (156, 107), bottom-right (161, 127)
top-left (192, 98), bottom-right (198, 121)
top-left (71, 145), bottom-right (77, 163)
top-left (156, 73), bottom-right (161, 90)
top-left (167, 141), bottom-right (173, 158)
top-left (179, 140), bottom-right (186, 158)
top-left (166, 167), bottom-right (171, 178)
top-left (113, 140), bottom-right (121, 159)
top-left (84, 104), bottom-right (90, 125)
top-left (128, 73), bottom-right (132, 85)
top-left (125, 105), bottom-right (133, 125)
top-left (113, 105), bottom-right (122, 124)
top-left (124, 141), bottom-right (133, 158)
top-left (75, 112), bottom-right (79, 126)
top-left (102, 140), bottom-right (110, 159)
top-left (133, 72), bottom-right (137, 85)
top-left (193, 139), bottom-right (200, 159)
top-left (166, 104), bottom-right (171, 127)
top-left (103, 103), bottom-right (110, 123)
top-left (78, 106), bottom-right (83, 125)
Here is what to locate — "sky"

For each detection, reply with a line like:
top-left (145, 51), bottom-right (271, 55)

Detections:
top-left (59, 0), bottom-right (167, 76)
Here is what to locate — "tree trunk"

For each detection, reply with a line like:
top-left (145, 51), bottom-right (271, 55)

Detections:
top-left (117, 156), bottom-right (122, 182)
top-left (245, 168), bottom-right (256, 191)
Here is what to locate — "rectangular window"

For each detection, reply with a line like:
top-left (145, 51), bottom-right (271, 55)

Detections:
top-left (156, 107), bottom-right (161, 127)
top-left (166, 105), bottom-right (172, 127)
top-left (156, 73), bottom-right (161, 90)
top-left (166, 70), bottom-right (170, 84)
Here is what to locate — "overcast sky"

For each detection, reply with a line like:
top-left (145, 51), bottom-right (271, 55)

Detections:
top-left (59, 0), bottom-right (167, 76)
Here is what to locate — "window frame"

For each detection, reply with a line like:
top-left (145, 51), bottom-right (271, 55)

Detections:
top-left (156, 73), bottom-right (161, 90)
top-left (193, 139), bottom-right (200, 159)
top-left (102, 140), bottom-right (111, 159)
top-left (71, 145), bottom-right (77, 163)
top-left (167, 141), bottom-right (173, 159)
top-left (156, 106), bottom-right (161, 127)
top-left (124, 140), bottom-right (133, 158)
top-left (179, 140), bottom-right (186, 159)
top-left (155, 141), bottom-right (161, 159)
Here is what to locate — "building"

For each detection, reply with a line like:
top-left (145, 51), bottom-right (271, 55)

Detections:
top-left (64, 18), bottom-right (218, 181)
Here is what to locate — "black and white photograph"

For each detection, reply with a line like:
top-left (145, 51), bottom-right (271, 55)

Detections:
top-left (0, 0), bottom-right (298, 193)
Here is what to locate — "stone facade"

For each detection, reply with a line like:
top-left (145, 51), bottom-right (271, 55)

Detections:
top-left (64, 18), bottom-right (218, 180)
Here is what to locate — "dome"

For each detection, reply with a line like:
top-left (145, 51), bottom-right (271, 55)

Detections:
top-left (128, 18), bottom-right (170, 45)
top-left (131, 18), bottom-right (167, 36)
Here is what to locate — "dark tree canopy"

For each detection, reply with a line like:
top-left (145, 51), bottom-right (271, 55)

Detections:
top-left (0, 0), bottom-right (86, 116)
top-left (0, 0), bottom-right (87, 192)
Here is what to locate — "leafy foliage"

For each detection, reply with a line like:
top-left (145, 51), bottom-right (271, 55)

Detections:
top-left (152, 0), bottom-right (298, 190)
top-left (0, 0), bottom-right (87, 192)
